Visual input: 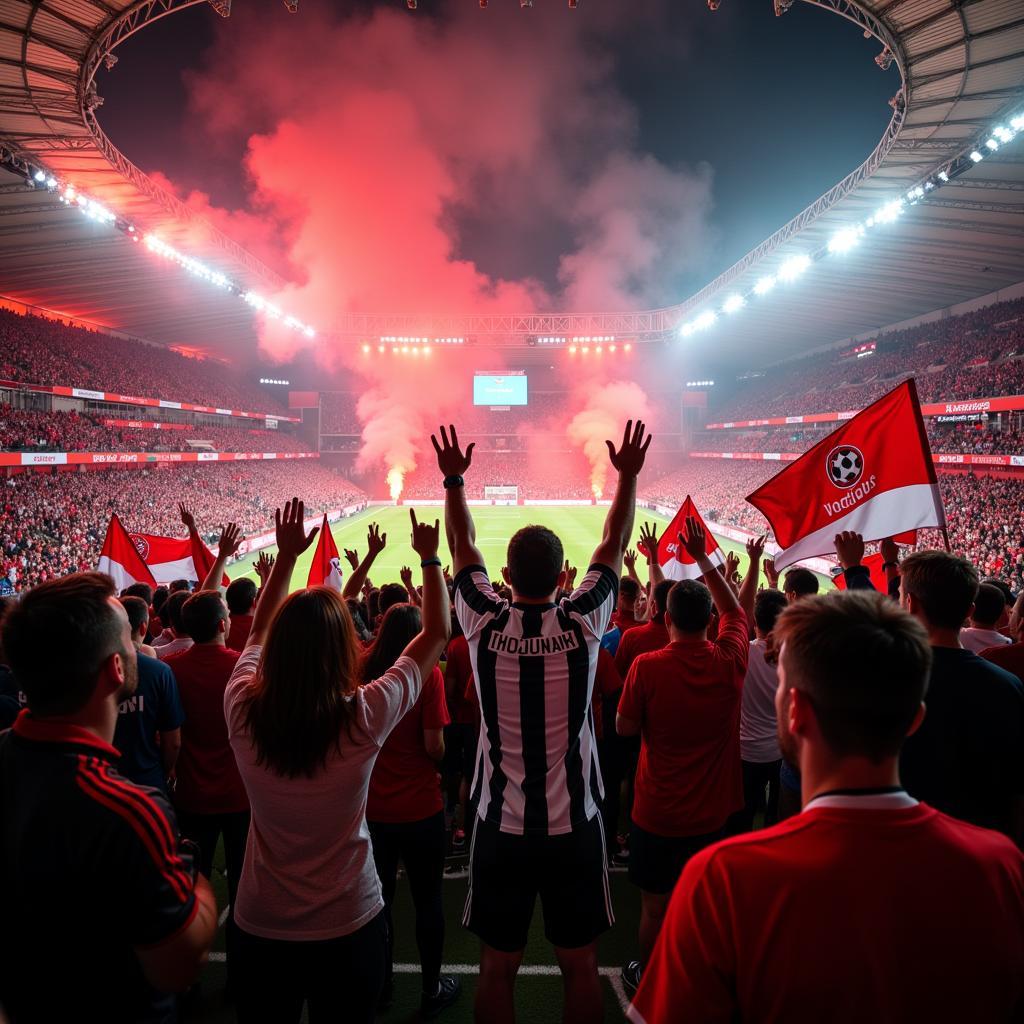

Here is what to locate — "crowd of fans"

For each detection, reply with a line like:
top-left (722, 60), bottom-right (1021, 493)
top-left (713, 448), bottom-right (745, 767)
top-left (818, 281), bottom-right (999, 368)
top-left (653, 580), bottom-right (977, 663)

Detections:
top-left (0, 308), bottom-right (287, 414)
top-left (0, 404), bottom-right (310, 454)
top-left (1, 462), bottom-right (364, 590)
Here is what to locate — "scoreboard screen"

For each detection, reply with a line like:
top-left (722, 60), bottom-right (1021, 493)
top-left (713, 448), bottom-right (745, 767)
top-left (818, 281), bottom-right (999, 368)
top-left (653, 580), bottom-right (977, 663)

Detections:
top-left (473, 373), bottom-right (528, 406)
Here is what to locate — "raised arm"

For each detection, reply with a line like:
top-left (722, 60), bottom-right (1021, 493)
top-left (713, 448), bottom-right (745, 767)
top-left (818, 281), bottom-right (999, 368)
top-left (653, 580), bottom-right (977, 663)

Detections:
top-left (591, 419), bottom-right (653, 574)
top-left (248, 498), bottom-right (320, 648)
top-left (178, 503), bottom-right (201, 545)
top-left (739, 534), bottom-right (767, 620)
top-left (199, 523), bottom-right (243, 594)
top-left (399, 509), bottom-right (452, 681)
top-left (638, 521), bottom-right (666, 589)
top-left (400, 566), bottom-right (422, 607)
top-left (432, 424), bottom-right (484, 574)
top-left (679, 516), bottom-right (740, 617)
top-left (342, 524), bottom-right (387, 600)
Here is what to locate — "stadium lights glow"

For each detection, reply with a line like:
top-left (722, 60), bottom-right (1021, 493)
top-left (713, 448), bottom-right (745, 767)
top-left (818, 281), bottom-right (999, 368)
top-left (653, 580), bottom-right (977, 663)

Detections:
top-left (777, 254), bottom-right (810, 282)
top-left (828, 226), bottom-right (863, 255)
top-left (259, 378), bottom-right (290, 385)
top-left (380, 336), bottom-right (463, 345)
top-left (536, 336), bottom-right (567, 345)
top-left (33, 170), bottom-right (45, 182)
top-left (753, 275), bottom-right (776, 296)
top-left (722, 294), bottom-right (745, 314)
top-left (938, 171), bottom-right (949, 182)
top-left (686, 380), bottom-right (715, 387)
top-left (985, 139), bottom-right (999, 151)
top-left (970, 150), bottom-right (984, 162)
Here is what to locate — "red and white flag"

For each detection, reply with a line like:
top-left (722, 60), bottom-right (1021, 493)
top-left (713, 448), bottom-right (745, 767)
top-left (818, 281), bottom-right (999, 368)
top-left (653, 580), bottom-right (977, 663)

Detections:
top-left (307, 515), bottom-right (343, 591)
top-left (746, 380), bottom-right (945, 572)
top-left (98, 514), bottom-right (157, 591)
top-left (130, 532), bottom-right (220, 586)
top-left (640, 495), bottom-right (725, 581)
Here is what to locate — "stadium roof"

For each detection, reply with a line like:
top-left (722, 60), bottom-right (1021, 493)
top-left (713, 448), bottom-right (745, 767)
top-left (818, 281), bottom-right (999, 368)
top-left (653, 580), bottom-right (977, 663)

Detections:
top-left (0, 0), bottom-right (1022, 363)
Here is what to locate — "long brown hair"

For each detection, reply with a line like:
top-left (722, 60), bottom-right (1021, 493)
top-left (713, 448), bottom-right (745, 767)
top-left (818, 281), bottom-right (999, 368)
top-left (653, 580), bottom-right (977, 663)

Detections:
top-left (361, 603), bottom-right (420, 684)
top-left (243, 586), bottom-right (363, 778)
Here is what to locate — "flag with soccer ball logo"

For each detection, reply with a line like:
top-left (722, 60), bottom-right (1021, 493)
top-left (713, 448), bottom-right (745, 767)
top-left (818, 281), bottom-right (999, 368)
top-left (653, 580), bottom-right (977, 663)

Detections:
top-left (745, 379), bottom-right (946, 571)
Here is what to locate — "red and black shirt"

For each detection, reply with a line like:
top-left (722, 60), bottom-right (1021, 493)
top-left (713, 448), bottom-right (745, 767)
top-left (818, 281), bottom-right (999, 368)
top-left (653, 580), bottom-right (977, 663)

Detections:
top-left (0, 711), bottom-right (197, 1024)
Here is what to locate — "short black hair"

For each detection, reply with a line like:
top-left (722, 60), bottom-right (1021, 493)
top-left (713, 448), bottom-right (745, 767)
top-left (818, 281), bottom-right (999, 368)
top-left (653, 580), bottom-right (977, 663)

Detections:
top-left (981, 577), bottom-right (1014, 608)
top-left (182, 590), bottom-right (229, 643)
top-left (783, 568), bottom-right (819, 598)
top-left (119, 595), bottom-right (149, 637)
top-left (226, 577), bottom-right (257, 616)
top-left (619, 578), bottom-right (640, 602)
top-left (151, 586), bottom-right (169, 614)
top-left (378, 583), bottom-right (408, 616)
top-left (3, 573), bottom-right (124, 716)
top-left (900, 551), bottom-right (978, 631)
top-left (164, 590), bottom-right (190, 634)
top-left (972, 583), bottom-right (1006, 628)
top-left (754, 588), bottom-right (788, 635)
top-left (666, 580), bottom-right (713, 633)
top-left (650, 579), bottom-right (674, 617)
top-left (121, 582), bottom-right (153, 605)
top-left (776, 590), bottom-right (931, 761)
top-left (507, 525), bottom-right (564, 599)
top-left (169, 579), bottom-right (191, 594)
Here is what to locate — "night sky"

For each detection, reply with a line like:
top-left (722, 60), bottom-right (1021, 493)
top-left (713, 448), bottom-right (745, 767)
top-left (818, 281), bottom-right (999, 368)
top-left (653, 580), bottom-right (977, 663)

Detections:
top-left (97, 0), bottom-right (898, 304)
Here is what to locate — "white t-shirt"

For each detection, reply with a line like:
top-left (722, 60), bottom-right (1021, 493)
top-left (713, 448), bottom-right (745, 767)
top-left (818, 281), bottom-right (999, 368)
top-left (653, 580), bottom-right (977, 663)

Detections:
top-left (960, 627), bottom-right (1012, 654)
top-left (224, 645), bottom-right (422, 941)
top-left (739, 638), bottom-right (781, 764)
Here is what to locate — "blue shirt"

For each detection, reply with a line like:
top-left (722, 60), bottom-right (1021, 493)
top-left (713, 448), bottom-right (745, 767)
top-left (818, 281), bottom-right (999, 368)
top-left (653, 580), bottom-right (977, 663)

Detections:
top-left (113, 653), bottom-right (185, 792)
top-left (601, 626), bottom-right (622, 657)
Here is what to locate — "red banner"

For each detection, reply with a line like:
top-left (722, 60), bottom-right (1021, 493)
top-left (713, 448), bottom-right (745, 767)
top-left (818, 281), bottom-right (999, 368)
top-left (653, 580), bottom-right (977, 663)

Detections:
top-left (102, 419), bottom-right (190, 430)
top-left (690, 451), bottom-right (1024, 468)
top-left (2, 451), bottom-right (320, 469)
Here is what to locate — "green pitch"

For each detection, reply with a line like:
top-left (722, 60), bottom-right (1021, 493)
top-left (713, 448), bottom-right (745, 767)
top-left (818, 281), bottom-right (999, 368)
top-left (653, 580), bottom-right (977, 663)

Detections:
top-left (226, 504), bottom-right (832, 590)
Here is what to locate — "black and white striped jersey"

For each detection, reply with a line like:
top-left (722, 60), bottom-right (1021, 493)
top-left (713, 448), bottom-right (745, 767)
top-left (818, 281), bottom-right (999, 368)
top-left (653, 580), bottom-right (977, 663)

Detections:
top-left (454, 562), bottom-right (618, 836)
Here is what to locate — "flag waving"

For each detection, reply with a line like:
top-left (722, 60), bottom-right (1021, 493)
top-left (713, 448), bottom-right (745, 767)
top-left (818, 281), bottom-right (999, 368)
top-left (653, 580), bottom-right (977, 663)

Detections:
top-left (307, 514), bottom-right (344, 591)
top-left (641, 495), bottom-right (725, 581)
top-left (129, 532), bottom-right (221, 586)
top-left (98, 514), bottom-right (157, 591)
top-left (746, 379), bottom-right (945, 571)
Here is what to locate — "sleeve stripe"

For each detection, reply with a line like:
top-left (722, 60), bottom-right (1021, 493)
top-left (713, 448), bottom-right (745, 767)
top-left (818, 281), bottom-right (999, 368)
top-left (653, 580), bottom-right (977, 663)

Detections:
top-left (75, 757), bottom-right (193, 904)
top-left (132, 892), bottom-right (199, 951)
top-left (456, 565), bottom-right (503, 617)
top-left (569, 564), bottom-right (619, 616)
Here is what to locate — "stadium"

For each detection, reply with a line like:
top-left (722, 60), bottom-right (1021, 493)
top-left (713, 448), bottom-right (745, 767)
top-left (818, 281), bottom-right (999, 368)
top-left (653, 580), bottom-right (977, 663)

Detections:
top-left (0, 0), bottom-right (1023, 1022)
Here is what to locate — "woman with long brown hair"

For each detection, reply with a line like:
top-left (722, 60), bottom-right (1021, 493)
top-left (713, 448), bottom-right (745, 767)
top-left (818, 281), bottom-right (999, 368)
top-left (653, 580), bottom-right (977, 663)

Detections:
top-left (224, 499), bottom-right (450, 1024)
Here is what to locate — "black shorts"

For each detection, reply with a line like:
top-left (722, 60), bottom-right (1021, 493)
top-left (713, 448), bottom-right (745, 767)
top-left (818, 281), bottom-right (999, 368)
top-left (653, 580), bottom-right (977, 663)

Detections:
top-left (629, 823), bottom-right (724, 895)
top-left (463, 815), bottom-right (613, 952)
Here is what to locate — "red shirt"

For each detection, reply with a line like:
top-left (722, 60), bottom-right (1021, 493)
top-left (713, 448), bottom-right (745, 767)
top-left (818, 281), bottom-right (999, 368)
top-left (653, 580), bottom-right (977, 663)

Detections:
top-left (614, 618), bottom-right (669, 678)
top-left (980, 641), bottom-right (1024, 681)
top-left (227, 612), bottom-right (254, 653)
top-left (630, 802), bottom-right (1024, 1024)
top-left (612, 610), bottom-right (641, 634)
top-left (591, 647), bottom-right (623, 742)
top-left (444, 634), bottom-right (476, 727)
top-left (367, 666), bottom-right (450, 823)
top-left (618, 608), bottom-right (748, 836)
top-left (164, 644), bottom-right (248, 814)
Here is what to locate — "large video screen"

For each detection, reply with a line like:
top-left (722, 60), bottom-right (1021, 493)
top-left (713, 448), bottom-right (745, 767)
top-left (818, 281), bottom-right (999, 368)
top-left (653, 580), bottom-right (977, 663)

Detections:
top-left (473, 373), bottom-right (528, 406)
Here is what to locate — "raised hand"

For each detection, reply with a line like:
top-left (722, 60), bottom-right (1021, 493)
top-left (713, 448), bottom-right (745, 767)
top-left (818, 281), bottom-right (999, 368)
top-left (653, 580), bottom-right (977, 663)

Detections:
top-left (275, 497), bottom-right (319, 560)
top-left (343, 548), bottom-right (359, 571)
top-left (678, 515), bottom-right (708, 562)
top-left (624, 549), bottom-right (638, 574)
top-left (366, 523), bottom-right (387, 556)
top-left (725, 551), bottom-right (740, 581)
top-left (605, 419), bottom-right (653, 478)
top-left (217, 522), bottom-right (243, 559)
top-left (763, 557), bottom-right (780, 589)
top-left (431, 424), bottom-right (475, 478)
top-left (178, 503), bottom-right (197, 532)
top-left (443, 565), bottom-right (453, 583)
top-left (746, 534), bottom-right (767, 563)
top-left (409, 508), bottom-right (440, 561)
top-left (400, 565), bottom-right (414, 588)
top-left (639, 521), bottom-right (660, 559)
top-left (253, 551), bottom-right (274, 584)
top-left (834, 530), bottom-right (865, 571)
top-left (880, 536), bottom-right (900, 565)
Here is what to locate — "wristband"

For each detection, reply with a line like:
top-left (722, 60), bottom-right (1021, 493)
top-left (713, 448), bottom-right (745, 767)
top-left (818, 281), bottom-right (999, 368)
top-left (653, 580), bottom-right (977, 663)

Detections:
top-left (421, 558), bottom-right (442, 569)
top-left (443, 475), bottom-right (464, 489)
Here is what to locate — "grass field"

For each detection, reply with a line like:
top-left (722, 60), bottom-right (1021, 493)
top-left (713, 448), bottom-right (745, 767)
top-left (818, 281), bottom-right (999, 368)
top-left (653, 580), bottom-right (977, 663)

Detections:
top-left (225, 503), bottom-right (830, 590)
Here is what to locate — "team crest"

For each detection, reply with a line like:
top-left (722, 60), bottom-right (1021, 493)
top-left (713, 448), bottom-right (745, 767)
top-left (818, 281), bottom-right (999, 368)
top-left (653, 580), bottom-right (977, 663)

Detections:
top-left (131, 534), bottom-right (150, 560)
top-left (826, 444), bottom-right (864, 489)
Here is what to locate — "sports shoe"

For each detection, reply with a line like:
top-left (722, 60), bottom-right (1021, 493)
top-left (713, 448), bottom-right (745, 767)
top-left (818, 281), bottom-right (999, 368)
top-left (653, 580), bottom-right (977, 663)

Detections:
top-left (452, 828), bottom-right (466, 851)
top-left (621, 960), bottom-right (643, 996)
top-left (420, 975), bottom-right (461, 1019)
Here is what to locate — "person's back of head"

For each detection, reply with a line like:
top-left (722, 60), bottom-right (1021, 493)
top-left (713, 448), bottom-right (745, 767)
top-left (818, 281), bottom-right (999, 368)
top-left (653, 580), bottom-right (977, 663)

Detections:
top-left (3, 572), bottom-right (134, 717)
top-left (981, 577), bottom-right (1013, 612)
top-left (151, 586), bottom-right (169, 617)
top-left (165, 590), bottom-right (190, 636)
top-left (666, 580), bottom-right (713, 636)
top-left (783, 568), bottom-right (819, 601)
top-left (119, 595), bottom-right (149, 641)
top-left (651, 579), bottom-right (674, 620)
top-left (182, 590), bottom-right (229, 645)
top-left (775, 590), bottom-right (931, 763)
top-left (506, 525), bottom-right (564, 599)
top-left (971, 583), bottom-right (1006, 629)
top-left (363, 603), bottom-right (420, 682)
top-left (121, 582), bottom-right (153, 606)
top-left (899, 550), bottom-right (978, 634)
top-left (619, 577), bottom-right (640, 611)
top-left (226, 577), bottom-right (257, 617)
top-left (378, 583), bottom-right (408, 616)
top-left (244, 586), bottom-right (362, 778)
top-left (169, 579), bottom-right (191, 595)
top-left (753, 588), bottom-right (788, 638)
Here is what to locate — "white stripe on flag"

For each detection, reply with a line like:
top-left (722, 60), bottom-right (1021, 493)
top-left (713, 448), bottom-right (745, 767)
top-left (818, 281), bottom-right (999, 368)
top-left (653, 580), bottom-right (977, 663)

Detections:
top-left (661, 546), bottom-right (725, 581)
top-left (147, 555), bottom-right (201, 585)
top-left (773, 482), bottom-right (944, 571)
top-left (97, 556), bottom-right (140, 592)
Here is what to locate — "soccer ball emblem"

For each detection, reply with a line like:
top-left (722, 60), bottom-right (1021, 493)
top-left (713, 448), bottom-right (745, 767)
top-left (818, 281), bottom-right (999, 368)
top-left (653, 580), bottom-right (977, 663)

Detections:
top-left (826, 445), bottom-right (864, 488)
top-left (131, 534), bottom-right (150, 560)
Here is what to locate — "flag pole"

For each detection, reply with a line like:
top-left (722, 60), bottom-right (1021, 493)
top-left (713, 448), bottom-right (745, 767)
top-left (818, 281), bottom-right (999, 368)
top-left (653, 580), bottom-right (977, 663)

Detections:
top-left (941, 524), bottom-right (951, 553)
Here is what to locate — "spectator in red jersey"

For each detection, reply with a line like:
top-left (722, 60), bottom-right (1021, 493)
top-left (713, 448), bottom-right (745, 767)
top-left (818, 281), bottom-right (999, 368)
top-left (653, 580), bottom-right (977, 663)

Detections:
top-left (960, 582), bottom-right (1014, 653)
top-left (897, 552), bottom-right (1024, 841)
top-left (616, 515), bottom-right (749, 996)
top-left (365, 603), bottom-right (459, 1019)
top-left (163, 586), bottom-right (249, 985)
top-left (629, 590), bottom-right (1024, 1024)
top-left (612, 577), bottom-right (642, 633)
top-left (0, 573), bottom-right (218, 1022)
top-left (443, 616), bottom-right (477, 850)
top-left (153, 591), bottom-right (193, 660)
top-left (225, 577), bottom-right (258, 651)
top-left (224, 501), bottom-right (449, 1024)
